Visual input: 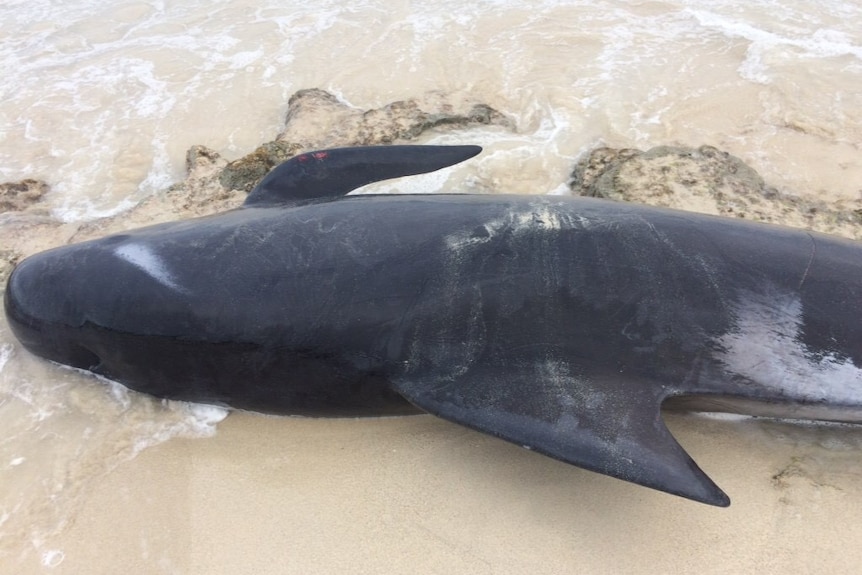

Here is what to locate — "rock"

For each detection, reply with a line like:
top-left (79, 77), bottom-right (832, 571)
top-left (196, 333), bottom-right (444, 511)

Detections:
top-left (185, 145), bottom-right (227, 180)
top-left (0, 179), bottom-right (49, 213)
top-left (276, 88), bottom-right (513, 150)
top-left (0, 249), bottom-right (21, 287)
top-left (217, 89), bottom-right (514, 193)
top-left (570, 145), bottom-right (861, 239)
top-left (219, 141), bottom-right (303, 192)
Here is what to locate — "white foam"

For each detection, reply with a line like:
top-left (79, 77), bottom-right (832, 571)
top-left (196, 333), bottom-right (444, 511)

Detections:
top-left (41, 549), bottom-right (65, 568)
top-left (137, 137), bottom-right (174, 196)
top-left (687, 8), bottom-right (862, 84)
top-left (53, 196), bottom-right (139, 223)
top-left (129, 402), bottom-right (228, 456)
top-left (183, 402), bottom-right (230, 433)
top-left (0, 344), bottom-right (13, 374)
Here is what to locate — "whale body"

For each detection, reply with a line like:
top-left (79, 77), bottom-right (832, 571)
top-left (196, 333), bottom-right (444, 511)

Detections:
top-left (6, 144), bottom-right (862, 507)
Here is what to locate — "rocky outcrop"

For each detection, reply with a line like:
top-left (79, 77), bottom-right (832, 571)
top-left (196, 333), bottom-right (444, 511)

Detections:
top-left (278, 89), bottom-right (512, 148)
top-left (570, 145), bottom-right (861, 239)
top-left (0, 180), bottom-right (60, 284)
top-left (218, 89), bottom-right (514, 193)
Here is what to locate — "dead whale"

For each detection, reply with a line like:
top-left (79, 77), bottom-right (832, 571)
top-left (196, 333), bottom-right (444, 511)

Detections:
top-left (6, 144), bottom-right (862, 506)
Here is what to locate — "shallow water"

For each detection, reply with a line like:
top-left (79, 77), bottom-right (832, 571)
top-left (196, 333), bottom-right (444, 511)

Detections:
top-left (1, 0), bottom-right (862, 570)
top-left (3, 0), bottom-right (861, 219)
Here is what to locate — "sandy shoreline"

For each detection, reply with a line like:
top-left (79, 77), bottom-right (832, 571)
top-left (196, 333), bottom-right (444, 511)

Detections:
top-left (22, 411), bottom-right (860, 574)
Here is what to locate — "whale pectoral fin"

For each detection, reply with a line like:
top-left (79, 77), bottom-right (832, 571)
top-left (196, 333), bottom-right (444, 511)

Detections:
top-left (393, 373), bottom-right (730, 507)
top-left (243, 145), bottom-right (482, 208)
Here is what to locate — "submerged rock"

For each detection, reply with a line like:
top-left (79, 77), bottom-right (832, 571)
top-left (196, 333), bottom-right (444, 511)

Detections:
top-left (0, 179), bottom-right (49, 213)
top-left (570, 145), bottom-right (861, 239)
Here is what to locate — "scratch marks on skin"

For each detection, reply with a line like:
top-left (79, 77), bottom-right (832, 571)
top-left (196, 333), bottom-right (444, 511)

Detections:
top-left (798, 233), bottom-right (817, 290)
top-left (536, 358), bottom-right (603, 433)
top-left (114, 243), bottom-right (190, 293)
top-left (444, 202), bottom-right (578, 253)
top-left (404, 282), bottom-right (486, 385)
top-left (717, 290), bottom-right (862, 404)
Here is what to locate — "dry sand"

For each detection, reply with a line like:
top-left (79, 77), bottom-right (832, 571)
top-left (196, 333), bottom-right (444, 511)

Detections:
top-left (38, 412), bottom-right (862, 574)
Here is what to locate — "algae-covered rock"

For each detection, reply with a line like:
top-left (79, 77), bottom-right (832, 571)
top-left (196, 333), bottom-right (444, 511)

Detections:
top-left (570, 145), bottom-right (861, 239)
top-left (277, 88), bottom-right (513, 149)
top-left (216, 89), bottom-right (513, 194)
top-left (219, 141), bottom-right (303, 193)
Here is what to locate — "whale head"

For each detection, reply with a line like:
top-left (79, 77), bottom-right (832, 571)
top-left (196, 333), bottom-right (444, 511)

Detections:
top-left (5, 243), bottom-right (105, 371)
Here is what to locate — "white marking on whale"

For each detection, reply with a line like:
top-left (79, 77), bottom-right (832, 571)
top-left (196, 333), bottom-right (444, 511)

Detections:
top-left (717, 290), bottom-right (862, 404)
top-left (114, 243), bottom-right (189, 293)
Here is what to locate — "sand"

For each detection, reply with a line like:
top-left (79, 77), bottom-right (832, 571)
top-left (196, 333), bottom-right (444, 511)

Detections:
top-left (35, 413), bottom-right (862, 574)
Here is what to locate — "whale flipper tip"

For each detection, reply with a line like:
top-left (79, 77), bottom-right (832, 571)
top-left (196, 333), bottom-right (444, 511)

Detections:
top-left (393, 371), bottom-right (730, 506)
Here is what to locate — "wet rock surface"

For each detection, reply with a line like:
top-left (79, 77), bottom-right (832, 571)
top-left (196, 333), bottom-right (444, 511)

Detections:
top-left (570, 145), bottom-right (861, 239)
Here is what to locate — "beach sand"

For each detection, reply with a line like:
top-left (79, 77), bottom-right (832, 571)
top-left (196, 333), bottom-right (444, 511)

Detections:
top-left (35, 411), bottom-right (862, 574)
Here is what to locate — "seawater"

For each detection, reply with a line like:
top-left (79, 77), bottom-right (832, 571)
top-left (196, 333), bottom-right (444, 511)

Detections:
top-left (1, 0), bottom-right (861, 566)
top-left (2, 0), bottom-right (861, 219)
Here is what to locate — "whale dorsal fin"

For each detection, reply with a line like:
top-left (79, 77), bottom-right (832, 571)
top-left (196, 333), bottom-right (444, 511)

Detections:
top-left (243, 145), bottom-right (482, 208)
top-left (392, 369), bottom-right (730, 507)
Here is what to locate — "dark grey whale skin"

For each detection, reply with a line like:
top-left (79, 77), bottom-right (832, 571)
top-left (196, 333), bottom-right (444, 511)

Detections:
top-left (6, 145), bottom-right (862, 507)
